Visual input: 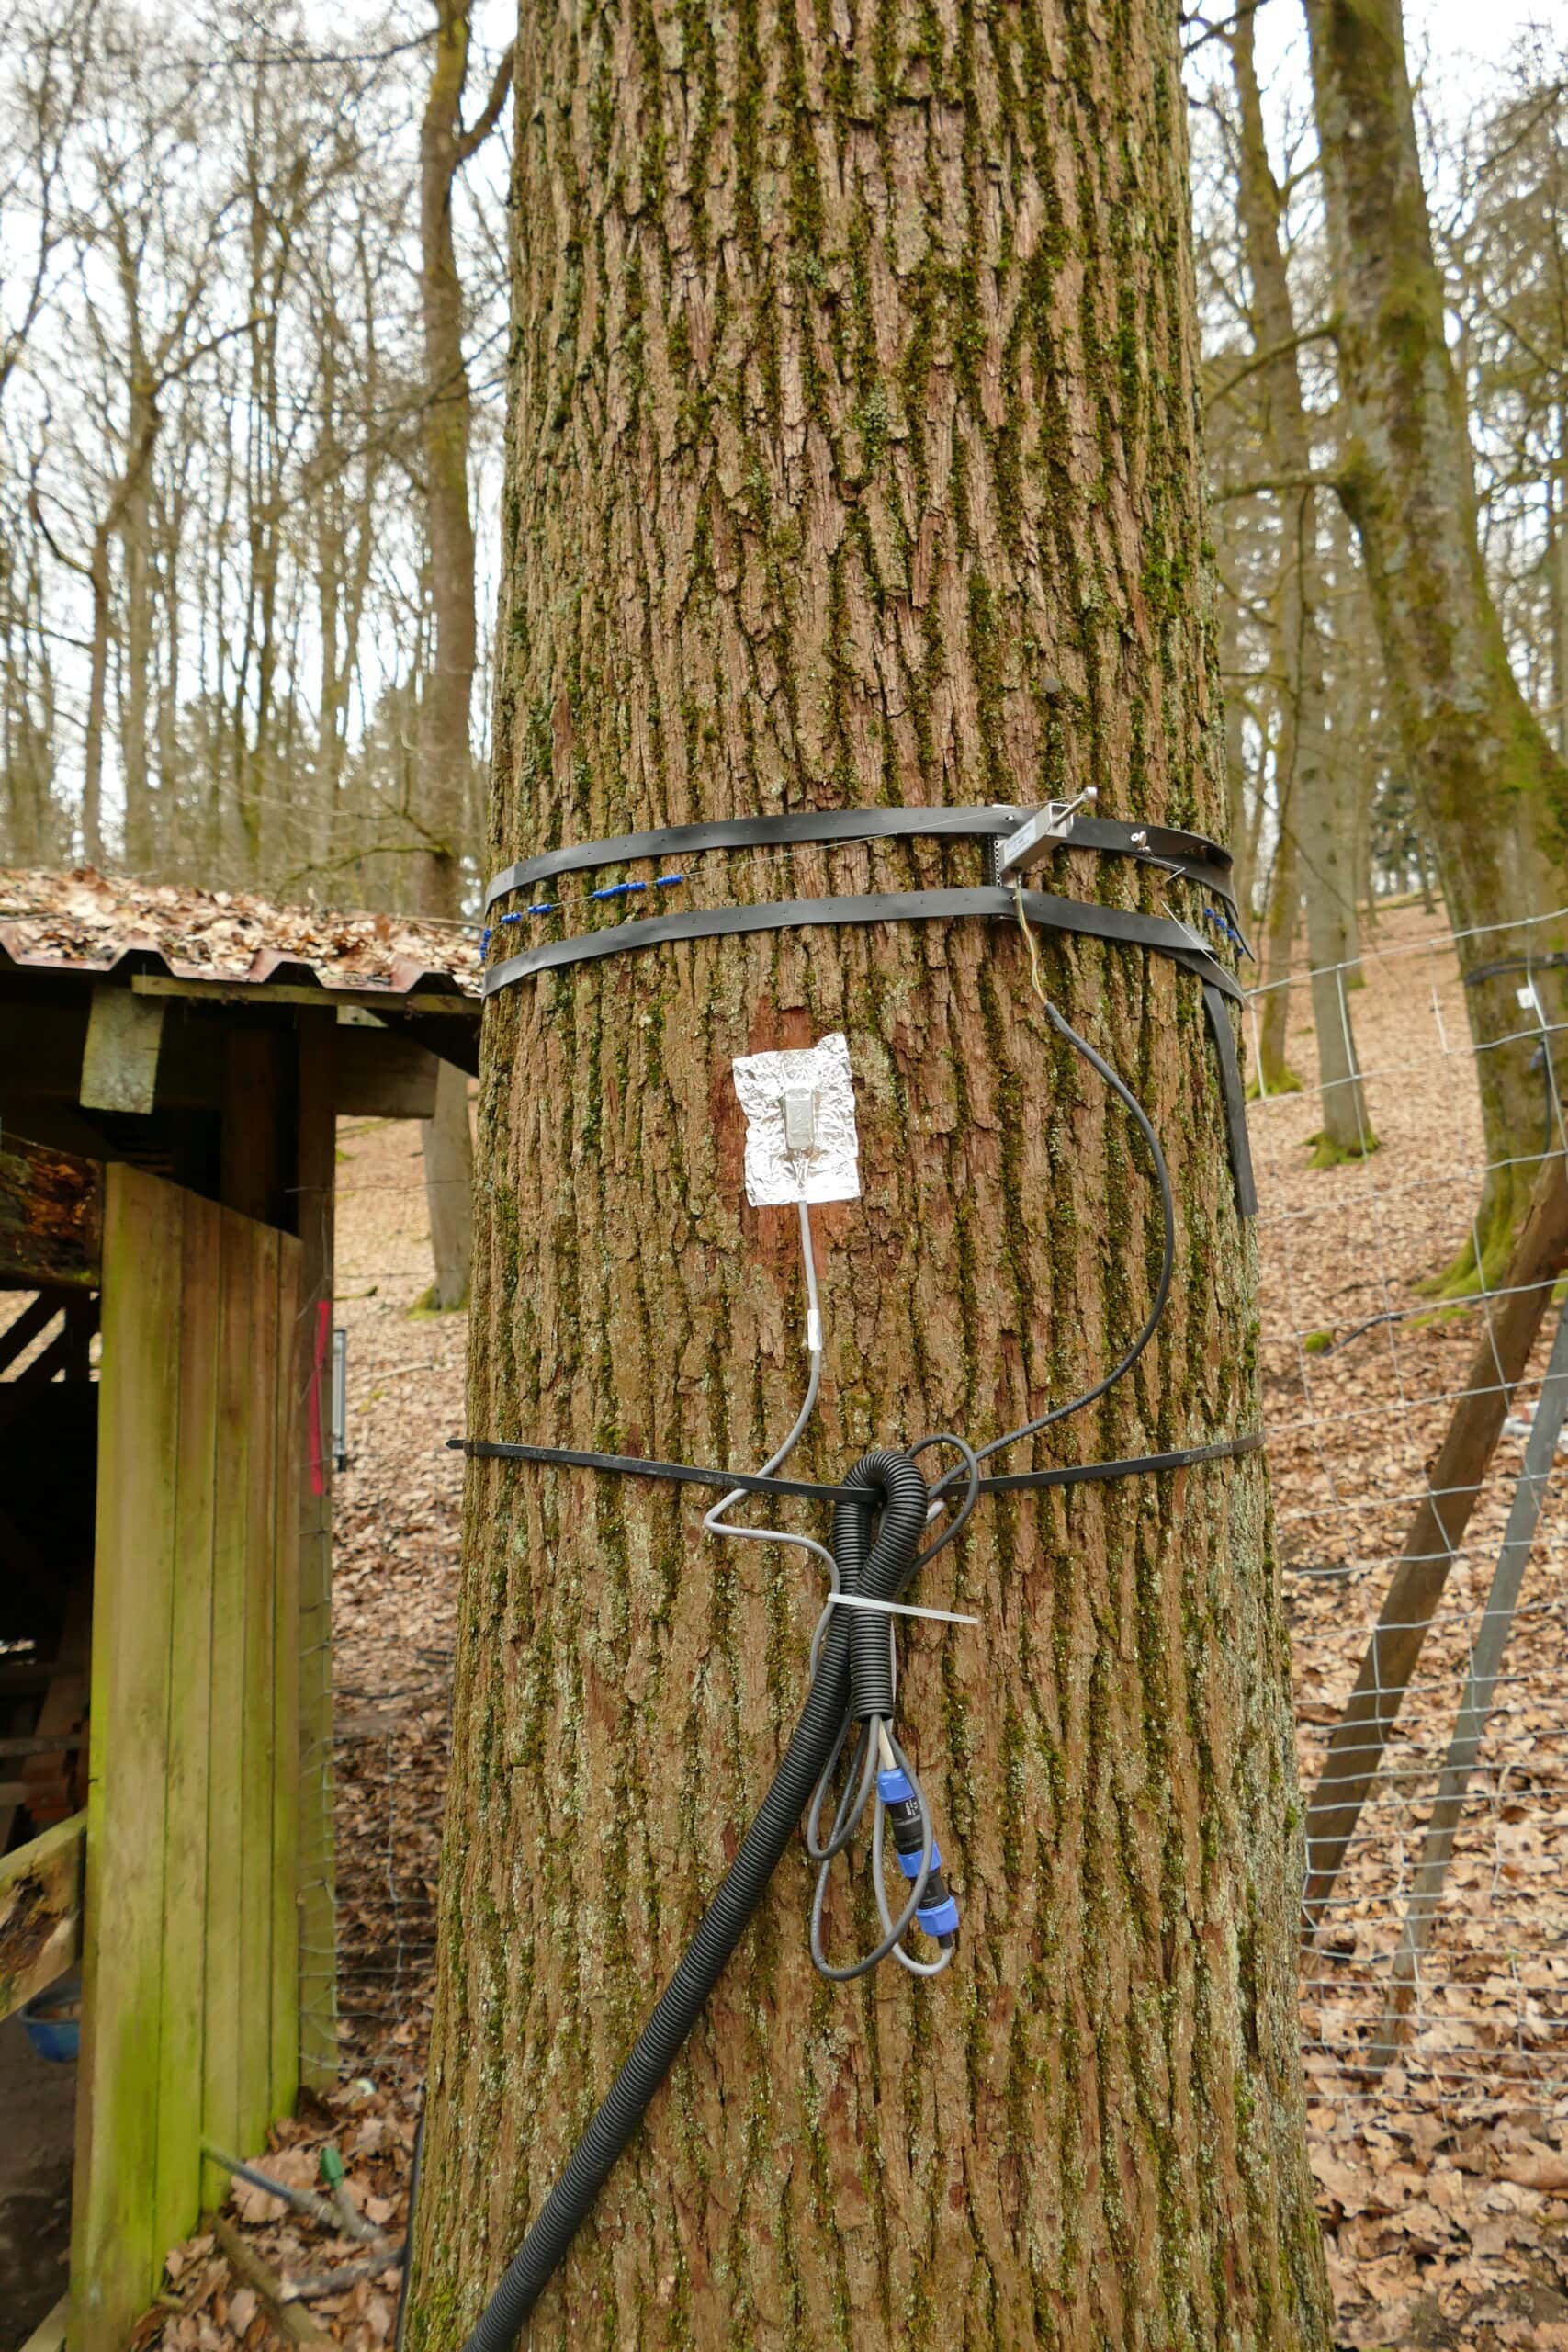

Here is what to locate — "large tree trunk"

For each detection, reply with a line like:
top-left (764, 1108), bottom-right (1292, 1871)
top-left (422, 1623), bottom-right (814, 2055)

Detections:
top-left (1304, 0), bottom-right (1568, 1283)
top-left (1229, 8), bottom-right (1369, 1160)
top-left (404, 2), bottom-right (1330, 2343)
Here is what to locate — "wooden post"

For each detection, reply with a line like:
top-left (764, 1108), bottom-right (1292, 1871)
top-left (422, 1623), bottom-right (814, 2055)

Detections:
top-left (79, 983), bottom-right (165, 1114)
top-left (73, 1167), bottom-right (185, 2349)
top-left (295, 1010), bottom-right (338, 2086)
top-left (220, 1026), bottom-right (293, 1228)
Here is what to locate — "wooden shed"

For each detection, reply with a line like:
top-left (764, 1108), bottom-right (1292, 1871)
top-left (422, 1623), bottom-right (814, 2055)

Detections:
top-left (0, 882), bottom-right (479, 2349)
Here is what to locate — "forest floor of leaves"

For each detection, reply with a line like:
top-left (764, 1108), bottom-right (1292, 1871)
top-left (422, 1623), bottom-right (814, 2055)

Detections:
top-left (144, 902), bottom-right (1568, 2352)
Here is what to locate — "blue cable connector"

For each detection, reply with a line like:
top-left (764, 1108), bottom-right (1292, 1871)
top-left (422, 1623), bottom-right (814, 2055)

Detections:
top-left (876, 1767), bottom-right (960, 1940)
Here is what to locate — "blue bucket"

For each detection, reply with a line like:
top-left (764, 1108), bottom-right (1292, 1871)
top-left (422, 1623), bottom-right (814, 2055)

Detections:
top-left (21, 1975), bottom-right (81, 2064)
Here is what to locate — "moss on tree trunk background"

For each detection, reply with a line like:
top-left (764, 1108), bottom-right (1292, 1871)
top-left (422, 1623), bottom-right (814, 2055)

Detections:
top-left (1305, 0), bottom-right (1568, 1285)
top-left (404, 0), bottom-right (1330, 2342)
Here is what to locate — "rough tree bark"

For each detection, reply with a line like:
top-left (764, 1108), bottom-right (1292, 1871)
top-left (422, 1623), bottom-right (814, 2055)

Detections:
top-left (1229, 6), bottom-right (1370, 1160)
top-left (1304, 0), bottom-right (1568, 1282)
top-left (410, 0), bottom-right (510, 1310)
top-left (405, 2), bottom-right (1330, 2344)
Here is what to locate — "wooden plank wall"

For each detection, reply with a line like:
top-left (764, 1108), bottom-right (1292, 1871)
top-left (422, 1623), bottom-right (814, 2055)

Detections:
top-left (72, 1168), bottom-right (304, 2352)
top-left (295, 1010), bottom-right (338, 2086)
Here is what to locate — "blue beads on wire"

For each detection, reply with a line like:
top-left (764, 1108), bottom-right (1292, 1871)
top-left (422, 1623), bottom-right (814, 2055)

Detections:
top-left (1203, 904), bottom-right (1250, 956)
top-left (480, 871), bottom-right (687, 960)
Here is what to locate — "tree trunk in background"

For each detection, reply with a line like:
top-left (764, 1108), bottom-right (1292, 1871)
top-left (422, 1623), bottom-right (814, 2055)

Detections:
top-left (1554, 403), bottom-right (1568, 763)
top-left (410, 0), bottom-right (502, 1310)
top-left (1255, 713), bottom-right (1302, 1093)
top-left (1304, 0), bottom-right (1568, 1283)
top-left (1221, 587), bottom-right (1257, 926)
top-left (404, 1), bottom-right (1331, 2343)
top-left (1230, 7), bottom-right (1369, 1158)
top-left (1301, 744), bottom-right (1371, 1162)
top-left (120, 368), bottom-right (156, 872)
top-left (82, 524), bottom-right (110, 869)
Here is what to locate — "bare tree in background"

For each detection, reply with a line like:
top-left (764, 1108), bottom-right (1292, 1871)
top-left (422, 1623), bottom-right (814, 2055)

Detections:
top-left (409, 1), bottom-right (513, 1312)
top-left (1225, 4), bottom-right (1371, 1162)
top-left (1304, 0), bottom-right (1568, 1286)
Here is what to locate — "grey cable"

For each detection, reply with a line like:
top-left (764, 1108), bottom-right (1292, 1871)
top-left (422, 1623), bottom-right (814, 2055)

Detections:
top-left (701, 1196), bottom-right (839, 1593)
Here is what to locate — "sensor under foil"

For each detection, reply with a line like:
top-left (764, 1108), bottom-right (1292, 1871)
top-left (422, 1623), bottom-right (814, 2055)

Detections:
top-left (731, 1033), bottom-right (862, 1206)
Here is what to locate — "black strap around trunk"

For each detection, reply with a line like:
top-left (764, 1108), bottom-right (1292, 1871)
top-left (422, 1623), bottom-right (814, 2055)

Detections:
top-left (479, 815), bottom-right (1256, 1218)
top-left (451, 1430), bottom-right (1264, 1502)
top-left (485, 804), bottom-right (1240, 915)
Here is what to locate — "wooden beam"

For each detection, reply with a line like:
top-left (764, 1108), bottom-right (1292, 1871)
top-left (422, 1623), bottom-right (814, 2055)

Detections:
top-left (1303, 1148), bottom-right (1568, 1925)
top-left (220, 1029), bottom-right (292, 1228)
top-left (134, 972), bottom-right (474, 1017)
top-left (333, 1023), bottom-right (439, 1118)
top-left (0, 1658), bottom-right (56, 1694)
top-left (6, 993), bottom-right (468, 1117)
top-left (80, 983), bottom-right (166, 1114)
top-left (23, 1587), bottom-right (90, 1834)
top-left (0, 1810), bottom-right (85, 2021)
top-left (0, 1138), bottom-right (101, 1288)
top-left (17, 2291), bottom-right (70, 2352)
top-left (0, 1294), bottom-right (60, 1374)
top-left (0, 1325), bottom-right (73, 1427)
top-left (385, 1006), bottom-right (481, 1078)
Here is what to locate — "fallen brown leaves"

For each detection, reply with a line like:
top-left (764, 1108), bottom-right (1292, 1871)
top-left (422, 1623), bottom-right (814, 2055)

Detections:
top-left (136, 2080), bottom-right (420, 2352)
top-left (0, 863), bottom-right (479, 989)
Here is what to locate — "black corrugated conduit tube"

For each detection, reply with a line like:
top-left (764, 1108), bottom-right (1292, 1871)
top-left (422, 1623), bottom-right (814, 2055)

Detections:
top-left (458, 1450), bottom-right (931, 2352)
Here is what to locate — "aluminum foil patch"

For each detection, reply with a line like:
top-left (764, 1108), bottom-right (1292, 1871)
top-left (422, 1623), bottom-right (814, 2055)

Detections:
top-left (731, 1033), bottom-right (862, 1206)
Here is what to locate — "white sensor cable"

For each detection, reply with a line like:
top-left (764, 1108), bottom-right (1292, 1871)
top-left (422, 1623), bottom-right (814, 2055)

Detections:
top-left (702, 1196), bottom-right (840, 1595)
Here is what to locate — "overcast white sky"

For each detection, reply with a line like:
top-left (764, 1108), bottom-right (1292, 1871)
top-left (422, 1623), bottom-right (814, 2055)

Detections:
top-left (1251, 0), bottom-right (1560, 148)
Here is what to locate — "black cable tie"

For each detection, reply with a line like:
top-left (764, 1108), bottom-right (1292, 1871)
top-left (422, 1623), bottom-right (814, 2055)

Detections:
top-left (450, 1430), bottom-right (1264, 1500)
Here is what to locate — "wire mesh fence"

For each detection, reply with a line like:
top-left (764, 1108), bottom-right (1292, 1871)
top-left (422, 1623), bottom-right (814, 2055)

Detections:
top-left (1252, 898), bottom-right (1568, 2128)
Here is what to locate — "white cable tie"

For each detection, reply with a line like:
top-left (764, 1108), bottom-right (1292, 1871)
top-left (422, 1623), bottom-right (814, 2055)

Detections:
top-left (824, 1591), bottom-right (979, 1629)
top-left (807, 1306), bottom-right (822, 1353)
